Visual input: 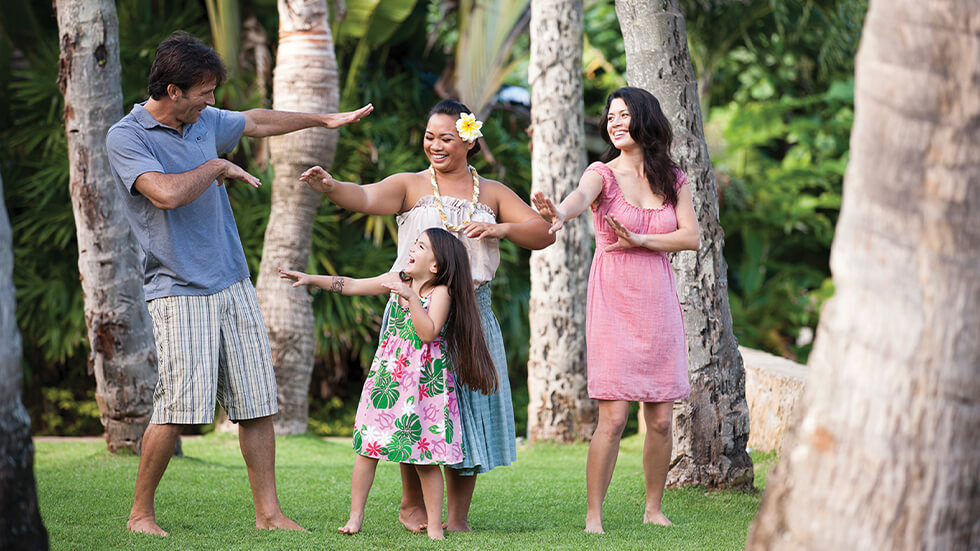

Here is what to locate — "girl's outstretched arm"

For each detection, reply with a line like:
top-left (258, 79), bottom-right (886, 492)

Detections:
top-left (278, 268), bottom-right (401, 296)
top-left (381, 283), bottom-right (451, 343)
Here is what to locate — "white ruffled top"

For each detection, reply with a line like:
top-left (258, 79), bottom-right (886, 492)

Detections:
top-left (392, 195), bottom-right (501, 285)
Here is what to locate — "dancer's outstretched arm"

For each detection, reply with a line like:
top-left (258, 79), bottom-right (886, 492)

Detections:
top-left (278, 268), bottom-right (400, 296)
top-left (299, 165), bottom-right (411, 215)
top-left (531, 170), bottom-right (603, 234)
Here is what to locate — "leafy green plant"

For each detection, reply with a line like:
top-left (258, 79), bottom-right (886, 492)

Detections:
top-left (713, 79), bottom-right (853, 360)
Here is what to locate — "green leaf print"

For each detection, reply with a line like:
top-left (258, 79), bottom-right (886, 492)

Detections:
top-left (395, 413), bottom-right (423, 443)
top-left (420, 449), bottom-right (433, 462)
top-left (445, 415), bottom-right (454, 445)
top-left (429, 425), bottom-right (442, 434)
top-left (370, 368), bottom-right (400, 409)
top-left (405, 395), bottom-right (415, 407)
top-left (391, 305), bottom-right (424, 350)
top-left (420, 357), bottom-right (446, 396)
top-left (353, 426), bottom-right (363, 452)
top-left (385, 431), bottom-right (413, 462)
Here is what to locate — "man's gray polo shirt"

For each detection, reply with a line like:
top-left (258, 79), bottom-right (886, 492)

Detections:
top-left (106, 103), bottom-right (249, 300)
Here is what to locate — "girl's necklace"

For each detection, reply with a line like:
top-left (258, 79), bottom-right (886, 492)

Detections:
top-left (429, 165), bottom-right (480, 232)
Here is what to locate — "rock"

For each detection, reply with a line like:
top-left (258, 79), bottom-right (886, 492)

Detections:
top-left (741, 346), bottom-right (807, 453)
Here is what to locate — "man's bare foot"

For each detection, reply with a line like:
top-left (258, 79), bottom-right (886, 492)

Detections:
top-left (584, 513), bottom-right (605, 534)
top-left (127, 517), bottom-right (169, 536)
top-left (398, 507), bottom-right (427, 533)
top-left (256, 512), bottom-right (307, 531)
top-left (643, 510), bottom-right (675, 526)
top-left (445, 520), bottom-right (472, 532)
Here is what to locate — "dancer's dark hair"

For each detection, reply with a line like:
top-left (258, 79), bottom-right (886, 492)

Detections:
top-left (423, 228), bottom-right (497, 394)
top-left (428, 100), bottom-right (482, 158)
top-left (599, 87), bottom-right (680, 206)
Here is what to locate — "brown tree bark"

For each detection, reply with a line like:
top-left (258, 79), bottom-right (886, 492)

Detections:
top-left (526, 0), bottom-right (596, 442)
top-left (614, 0), bottom-right (753, 489)
top-left (56, 0), bottom-right (156, 453)
top-left (257, 0), bottom-right (341, 434)
top-left (747, 1), bottom-right (980, 548)
top-left (0, 172), bottom-right (49, 550)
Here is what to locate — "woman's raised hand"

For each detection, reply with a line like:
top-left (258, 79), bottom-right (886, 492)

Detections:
top-left (462, 221), bottom-right (506, 240)
top-left (531, 191), bottom-right (566, 234)
top-left (603, 215), bottom-right (643, 252)
top-left (381, 281), bottom-right (415, 300)
top-left (299, 166), bottom-right (336, 194)
top-left (278, 267), bottom-right (312, 288)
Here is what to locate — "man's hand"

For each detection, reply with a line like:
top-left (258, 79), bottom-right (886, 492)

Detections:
top-left (216, 159), bottom-right (261, 188)
top-left (321, 104), bottom-right (374, 129)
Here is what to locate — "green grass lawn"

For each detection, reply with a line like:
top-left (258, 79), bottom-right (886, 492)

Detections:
top-left (34, 433), bottom-right (775, 550)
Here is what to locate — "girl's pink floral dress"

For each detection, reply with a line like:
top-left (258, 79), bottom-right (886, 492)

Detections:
top-left (352, 294), bottom-right (464, 465)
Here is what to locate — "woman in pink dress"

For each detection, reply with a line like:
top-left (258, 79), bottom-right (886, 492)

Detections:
top-left (532, 87), bottom-right (700, 534)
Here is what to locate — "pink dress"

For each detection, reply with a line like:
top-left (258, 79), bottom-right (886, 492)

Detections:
top-left (585, 161), bottom-right (691, 402)
top-left (352, 295), bottom-right (464, 465)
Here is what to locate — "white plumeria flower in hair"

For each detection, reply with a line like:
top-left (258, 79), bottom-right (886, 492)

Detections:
top-left (456, 112), bottom-right (484, 143)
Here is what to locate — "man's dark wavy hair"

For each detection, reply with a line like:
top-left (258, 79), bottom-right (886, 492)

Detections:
top-left (147, 31), bottom-right (226, 100)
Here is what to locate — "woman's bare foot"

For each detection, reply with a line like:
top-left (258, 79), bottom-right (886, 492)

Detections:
top-left (338, 513), bottom-right (364, 535)
top-left (257, 513), bottom-right (307, 531)
top-left (445, 520), bottom-right (472, 532)
top-left (127, 516), bottom-right (169, 536)
top-left (584, 512), bottom-right (605, 534)
top-left (643, 510), bottom-right (674, 526)
top-left (398, 507), bottom-right (427, 533)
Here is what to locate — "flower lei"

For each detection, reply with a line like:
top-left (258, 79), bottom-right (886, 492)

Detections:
top-left (456, 112), bottom-right (483, 143)
top-left (428, 165), bottom-right (480, 232)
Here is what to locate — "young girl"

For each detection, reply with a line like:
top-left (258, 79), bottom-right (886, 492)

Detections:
top-left (278, 227), bottom-right (497, 540)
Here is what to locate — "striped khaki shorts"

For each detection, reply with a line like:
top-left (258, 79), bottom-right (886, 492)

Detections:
top-left (147, 279), bottom-right (278, 424)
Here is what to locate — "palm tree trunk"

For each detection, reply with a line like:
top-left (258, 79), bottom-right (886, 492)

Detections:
top-left (55, 0), bottom-right (156, 453)
top-left (526, 0), bottom-right (595, 442)
top-left (747, 1), bottom-right (980, 548)
top-left (257, 0), bottom-right (340, 435)
top-left (614, 0), bottom-right (753, 489)
top-left (0, 172), bottom-right (49, 550)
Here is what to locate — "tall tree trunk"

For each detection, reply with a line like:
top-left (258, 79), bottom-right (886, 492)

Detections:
top-left (0, 173), bottom-right (49, 550)
top-left (526, 0), bottom-right (595, 442)
top-left (257, 0), bottom-right (340, 435)
top-left (56, 0), bottom-right (156, 454)
top-left (747, 1), bottom-right (980, 548)
top-left (614, 0), bottom-right (752, 489)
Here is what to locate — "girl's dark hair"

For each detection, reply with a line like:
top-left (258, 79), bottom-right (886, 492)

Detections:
top-left (423, 228), bottom-right (497, 395)
top-left (599, 87), bottom-right (680, 206)
top-left (147, 31), bottom-right (226, 100)
top-left (428, 100), bottom-right (482, 158)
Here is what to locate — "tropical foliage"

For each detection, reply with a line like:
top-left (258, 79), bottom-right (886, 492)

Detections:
top-left (0, 0), bottom-right (865, 434)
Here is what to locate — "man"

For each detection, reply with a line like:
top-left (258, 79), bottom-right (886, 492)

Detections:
top-left (105, 31), bottom-right (371, 536)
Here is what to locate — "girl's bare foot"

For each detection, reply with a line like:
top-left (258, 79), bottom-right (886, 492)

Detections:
top-left (398, 507), bottom-right (427, 533)
top-left (427, 525), bottom-right (445, 540)
top-left (584, 512), bottom-right (605, 534)
top-left (643, 510), bottom-right (674, 526)
top-left (338, 513), bottom-right (364, 535)
top-left (127, 517), bottom-right (169, 536)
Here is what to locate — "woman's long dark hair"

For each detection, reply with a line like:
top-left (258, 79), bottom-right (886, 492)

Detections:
top-left (428, 99), bottom-right (482, 159)
top-left (599, 87), bottom-right (680, 206)
top-left (423, 228), bottom-right (497, 395)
